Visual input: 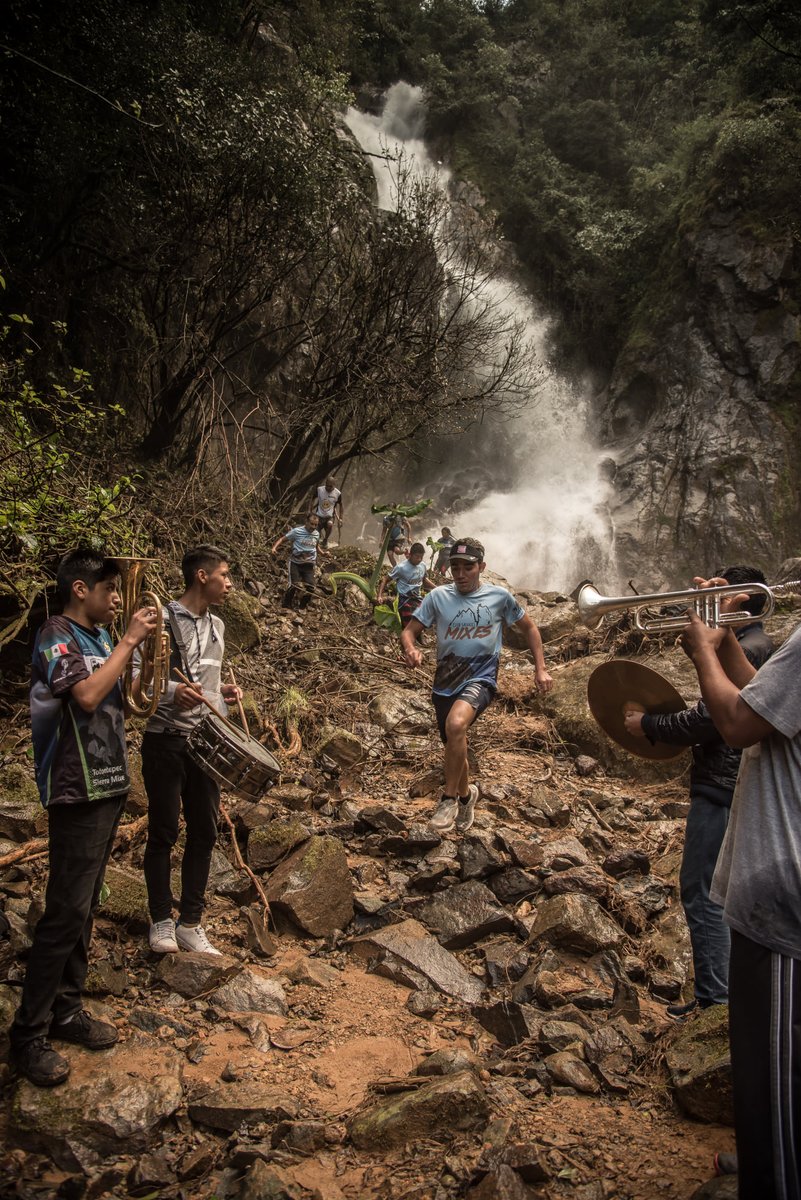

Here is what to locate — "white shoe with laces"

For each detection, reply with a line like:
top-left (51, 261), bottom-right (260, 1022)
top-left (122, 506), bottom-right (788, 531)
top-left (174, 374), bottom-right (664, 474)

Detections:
top-left (456, 784), bottom-right (479, 833)
top-left (429, 794), bottom-right (458, 833)
top-left (175, 922), bottom-right (222, 956)
top-left (148, 919), bottom-right (178, 954)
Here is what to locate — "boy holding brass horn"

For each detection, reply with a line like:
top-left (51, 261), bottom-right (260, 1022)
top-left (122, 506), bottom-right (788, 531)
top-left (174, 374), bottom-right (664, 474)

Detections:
top-left (681, 576), bottom-right (801, 1200)
top-left (10, 551), bottom-right (158, 1087)
top-left (135, 546), bottom-right (241, 957)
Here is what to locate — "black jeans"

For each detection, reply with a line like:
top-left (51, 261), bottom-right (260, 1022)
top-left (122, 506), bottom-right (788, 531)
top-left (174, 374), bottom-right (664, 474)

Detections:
top-left (10, 793), bottom-right (125, 1047)
top-left (141, 731), bottom-right (220, 925)
top-left (282, 561), bottom-right (315, 609)
top-left (729, 930), bottom-right (801, 1200)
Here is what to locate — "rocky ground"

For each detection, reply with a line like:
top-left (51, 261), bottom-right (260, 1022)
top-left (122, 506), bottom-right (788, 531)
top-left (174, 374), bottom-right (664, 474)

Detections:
top-left (3, 553), bottom-right (786, 1200)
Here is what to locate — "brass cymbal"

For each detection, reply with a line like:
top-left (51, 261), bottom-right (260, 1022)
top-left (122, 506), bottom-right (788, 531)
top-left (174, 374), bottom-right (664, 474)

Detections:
top-left (587, 660), bottom-right (688, 760)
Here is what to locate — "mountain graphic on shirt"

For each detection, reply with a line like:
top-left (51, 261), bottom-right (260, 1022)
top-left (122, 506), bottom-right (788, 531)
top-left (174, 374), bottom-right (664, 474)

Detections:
top-left (452, 602), bottom-right (493, 627)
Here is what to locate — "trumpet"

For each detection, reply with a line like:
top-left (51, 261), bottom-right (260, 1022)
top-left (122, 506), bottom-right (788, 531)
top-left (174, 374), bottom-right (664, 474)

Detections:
top-left (578, 578), bottom-right (801, 634)
top-left (112, 557), bottom-right (170, 719)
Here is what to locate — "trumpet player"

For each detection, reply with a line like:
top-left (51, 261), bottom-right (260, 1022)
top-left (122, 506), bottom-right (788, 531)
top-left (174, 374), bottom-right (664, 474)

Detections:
top-left (681, 573), bottom-right (801, 1200)
top-left (9, 551), bottom-right (158, 1088)
top-left (623, 566), bottom-right (773, 1017)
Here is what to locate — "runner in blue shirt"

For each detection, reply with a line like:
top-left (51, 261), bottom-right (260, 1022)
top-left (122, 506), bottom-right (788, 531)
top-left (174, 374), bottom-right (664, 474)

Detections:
top-left (375, 543), bottom-right (438, 627)
top-left (272, 513), bottom-right (329, 610)
top-left (400, 537), bottom-right (553, 833)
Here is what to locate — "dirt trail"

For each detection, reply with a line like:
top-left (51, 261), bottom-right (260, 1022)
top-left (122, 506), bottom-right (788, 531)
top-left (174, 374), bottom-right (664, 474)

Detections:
top-left (0, 564), bottom-right (736, 1199)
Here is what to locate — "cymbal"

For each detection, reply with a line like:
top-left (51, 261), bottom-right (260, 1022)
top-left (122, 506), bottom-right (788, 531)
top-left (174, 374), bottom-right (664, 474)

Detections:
top-left (587, 660), bottom-right (688, 760)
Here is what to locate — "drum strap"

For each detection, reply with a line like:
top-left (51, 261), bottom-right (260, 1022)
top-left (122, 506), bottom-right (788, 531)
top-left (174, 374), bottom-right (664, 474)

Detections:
top-left (165, 602), bottom-right (195, 685)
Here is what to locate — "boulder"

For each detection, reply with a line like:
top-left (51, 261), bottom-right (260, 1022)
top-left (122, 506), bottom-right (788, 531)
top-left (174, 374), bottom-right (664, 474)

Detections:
top-left (10, 1033), bottom-right (183, 1170)
top-left (156, 952), bottom-right (239, 999)
top-left (538, 652), bottom-right (697, 782)
top-left (100, 866), bottom-right (150, 931)
top-left (214, 591), bottom-right (261, 652)
top-left (208, 845), bottom-right (252, 903)
top-left (527, 835), bottom-right (589, 872)
top-left (264, 835), bottom-right (354, 936)
top-left (349, 918), bottom-right (484, 1004)
top-left (0, 763), bottom-right (45, 841)
top-left (527, 894), bottom-right (624, 954)
top-left (368, 688), bottom-right (432, 735)
top-left (247, 819), bottom-right (311, 871)
top-left (188, 1083), bottom-right (297, 1132)
top-left (348, 1070), bottom-right (488, 1150)
top-left (544, 1051), bottom-right (600, 1094)
top-left (417, 880), bottom-right (516, 949)
top-left (665, 1003), bottom-right (733, 1124)
top-left (269, 784), bottom-right (313, 812)
top-left (209, 966), bottom-right (288, 1016)
top-left (317, 727), bottom-right (366, 769)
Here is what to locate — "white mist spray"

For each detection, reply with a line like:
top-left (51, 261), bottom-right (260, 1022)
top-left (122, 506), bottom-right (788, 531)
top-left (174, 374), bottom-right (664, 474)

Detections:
top-left (344, 84), bottom-right (617, 594)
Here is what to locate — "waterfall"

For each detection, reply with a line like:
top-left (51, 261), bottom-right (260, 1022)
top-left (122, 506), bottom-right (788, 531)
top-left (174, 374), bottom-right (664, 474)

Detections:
top-left (344, 83), bottom-right (618, 595)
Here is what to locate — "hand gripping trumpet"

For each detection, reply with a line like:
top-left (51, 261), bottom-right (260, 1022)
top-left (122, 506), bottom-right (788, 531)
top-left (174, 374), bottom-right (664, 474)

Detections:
top-left (577, 578), bottom-right (801, 633)
top-left (112, 557), bottom-right (170, 719)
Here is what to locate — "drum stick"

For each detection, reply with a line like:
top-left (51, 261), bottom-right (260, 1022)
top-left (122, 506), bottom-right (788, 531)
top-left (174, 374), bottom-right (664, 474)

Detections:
top-left (172, 668), bottom-right (242, 737)
top-left (229, 667), bottom-right (250, 737)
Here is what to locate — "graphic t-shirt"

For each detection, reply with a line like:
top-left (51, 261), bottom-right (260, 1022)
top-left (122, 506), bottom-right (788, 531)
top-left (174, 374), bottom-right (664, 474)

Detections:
top-left (389, 559), bottom-right (426, 598)
top-left (710, 622), bottom-right (801, 959)
top-left (285, 526), bottom-right (320, 563)
top-left (414, 582), bottom-right (525, 696)
top-left (315, 486), bottom-right (341, 517)
top-left (30, 615), bottom-right (129, 807)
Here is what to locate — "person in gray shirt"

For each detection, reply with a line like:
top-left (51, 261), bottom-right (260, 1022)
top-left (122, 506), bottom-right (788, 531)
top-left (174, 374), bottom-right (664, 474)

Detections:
top-left (135, 546), bottom-right (241, 958)
top-left (682, 578), bottom-right (801, 1200)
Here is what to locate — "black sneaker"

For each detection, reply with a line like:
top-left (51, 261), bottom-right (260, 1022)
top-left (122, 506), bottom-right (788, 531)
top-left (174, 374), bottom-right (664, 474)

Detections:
top-left (455, 784), bottom-right (479, 833)
top-left (11, 1037), bottom-right (70, 1087)
top-left (666, 999), bottom-right (698, 1019)
top-left (50, 1010), bottom-right (118, 1050)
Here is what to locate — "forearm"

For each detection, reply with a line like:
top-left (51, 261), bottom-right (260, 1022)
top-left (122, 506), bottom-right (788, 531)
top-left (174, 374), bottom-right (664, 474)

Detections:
top-left (71, 636), bottom-right (138, 712)
top-left (717, 628), bottom-right (757, 688)
top-left (525, 625), bottom-right (547, 673)
top-left (690, 646), bottom-right (762, 747)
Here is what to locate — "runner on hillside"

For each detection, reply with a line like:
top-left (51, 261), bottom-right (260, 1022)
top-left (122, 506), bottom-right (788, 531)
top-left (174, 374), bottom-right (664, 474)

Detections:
top-left (400, 537), bottom-right (553, 833)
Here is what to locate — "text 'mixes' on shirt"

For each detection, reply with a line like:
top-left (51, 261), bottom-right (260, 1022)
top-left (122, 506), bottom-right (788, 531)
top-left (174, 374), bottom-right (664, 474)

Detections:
top-left (414, 582), bottom-right (525, 696)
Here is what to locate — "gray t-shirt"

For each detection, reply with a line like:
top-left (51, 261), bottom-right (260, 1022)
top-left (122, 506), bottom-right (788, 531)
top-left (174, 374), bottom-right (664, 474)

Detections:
top-left (710, 622), bottom-right (801, 959)
top-left (136, 601), bottom-right (226, 736)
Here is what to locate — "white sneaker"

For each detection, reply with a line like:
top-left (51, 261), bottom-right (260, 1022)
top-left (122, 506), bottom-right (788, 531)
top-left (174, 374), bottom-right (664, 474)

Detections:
top-left (175, 923), bottom-right (222, 956)
top-left (429, 795), bottom-right (458, 833)
top-left (456, 784), bottom-right (479, 833)
top-left (149, 919), bottom-right (178, 954)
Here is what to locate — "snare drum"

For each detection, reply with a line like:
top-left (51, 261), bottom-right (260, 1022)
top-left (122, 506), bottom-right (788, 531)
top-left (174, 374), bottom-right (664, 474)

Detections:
top-left (185, 712), bottom-right (280, 802)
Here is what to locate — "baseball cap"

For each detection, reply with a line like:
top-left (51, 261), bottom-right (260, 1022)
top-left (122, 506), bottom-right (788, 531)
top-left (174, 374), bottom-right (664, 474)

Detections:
top-left (449, 538), bottom-right (484, 563)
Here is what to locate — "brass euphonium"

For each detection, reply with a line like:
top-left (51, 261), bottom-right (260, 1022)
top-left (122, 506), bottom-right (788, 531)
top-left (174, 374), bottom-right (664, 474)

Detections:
top-left (112, 557), bottom-right (170, 719)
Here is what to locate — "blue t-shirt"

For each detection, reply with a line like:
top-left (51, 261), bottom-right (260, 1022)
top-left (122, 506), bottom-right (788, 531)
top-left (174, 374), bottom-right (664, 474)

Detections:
top-left (414, 583), bottom-right (525, 696)
top-left (390, 559), bottom-right (426, 598)
top-left (285, 525), bottom-right (320, 563)
top-left (30, 615), bottom-right (129, 807)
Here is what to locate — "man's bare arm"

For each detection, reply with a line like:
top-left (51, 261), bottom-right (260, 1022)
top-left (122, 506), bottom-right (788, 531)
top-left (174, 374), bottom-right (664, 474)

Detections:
top-left (682, 615), bottom-right (772, 747)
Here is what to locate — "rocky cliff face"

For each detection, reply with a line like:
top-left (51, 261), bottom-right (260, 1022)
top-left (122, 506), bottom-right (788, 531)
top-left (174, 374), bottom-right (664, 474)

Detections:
top-left (599, 206), bottom-right (800, 588)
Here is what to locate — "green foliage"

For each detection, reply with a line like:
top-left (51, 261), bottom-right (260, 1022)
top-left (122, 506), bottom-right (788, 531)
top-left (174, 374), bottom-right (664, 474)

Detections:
top-left (0, 303), bottom-right (140, 643)
top-left (372, 593), bottom-right (402, 633)
top-left (338, 0), bottom-right (801, 364)
top-left (0, 314), bottom-right (137, 561)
